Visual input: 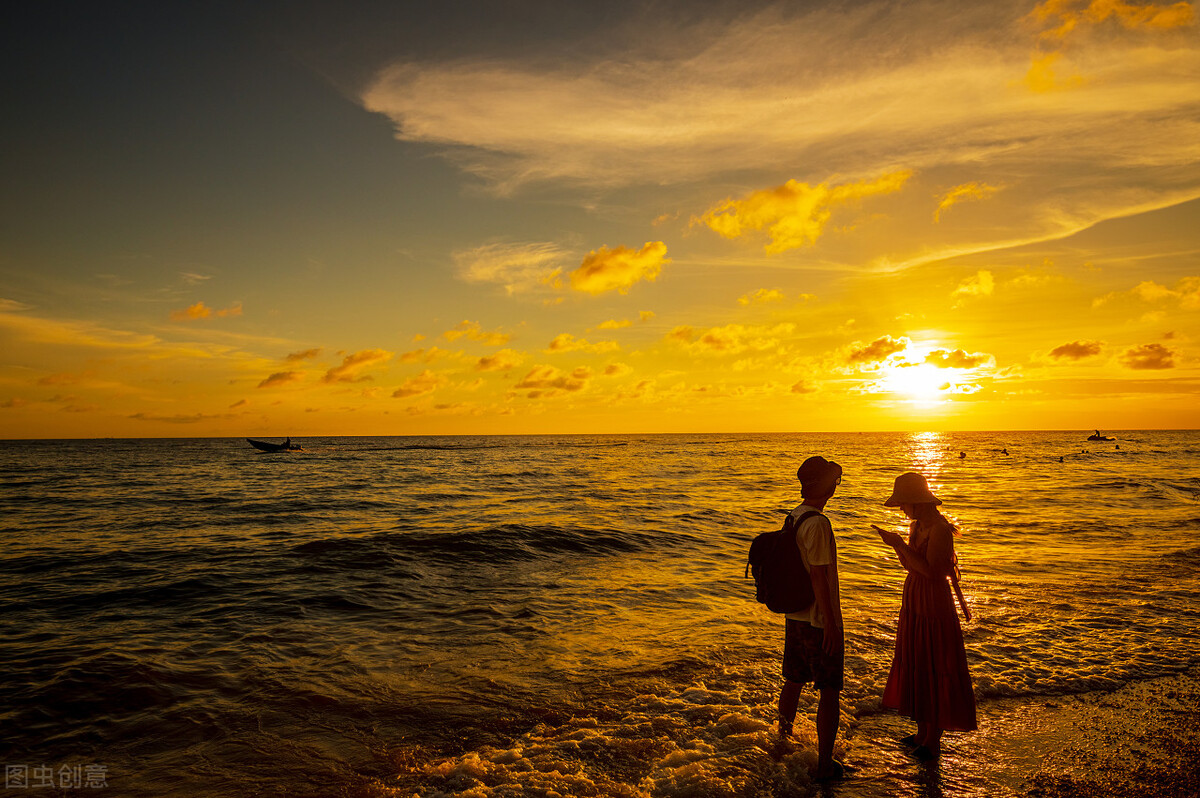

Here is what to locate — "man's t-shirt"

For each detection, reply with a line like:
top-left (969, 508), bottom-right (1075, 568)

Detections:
top-left (783, 504), bottom-right (840, 629)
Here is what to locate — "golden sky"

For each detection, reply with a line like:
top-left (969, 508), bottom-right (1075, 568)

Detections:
top-left (1, 0), bottom-right (1198, 437)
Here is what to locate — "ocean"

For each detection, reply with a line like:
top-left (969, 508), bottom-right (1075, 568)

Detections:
top-left (2, 431), bottom-right (1198, 797)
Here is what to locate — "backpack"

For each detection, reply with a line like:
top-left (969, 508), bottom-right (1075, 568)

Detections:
top-left (747, 510), bottom-right (821, 613)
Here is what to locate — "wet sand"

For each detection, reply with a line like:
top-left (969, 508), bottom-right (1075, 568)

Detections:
top-left (838, 668), bottom-right (1200, 798)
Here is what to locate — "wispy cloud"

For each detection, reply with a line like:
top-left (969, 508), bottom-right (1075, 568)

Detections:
top-left (169, 301), bottom-right (243, 321)
top-left (454, 241), bottom-right (569, 295)
top-left (285, 348), bottom-right (322, 363)
top-left (258, 371), bottom-right (304, 389)
top-left (443, 320), bottom-right (511, 346)
top-left (545, 333), bottom-right (619, 354)
top-left (934, 182), bottom-right (1002, 221)
top-left (322, 349), bottom-right (393, 384)
top-left (392, 369), bottom-right (447, 398)
top-left (738, 288), bottom-right (786, 306)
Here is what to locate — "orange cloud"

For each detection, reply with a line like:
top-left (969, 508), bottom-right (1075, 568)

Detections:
top-left (322, 349), bottom-right (393, 384)
top-left (934, 182), bottom-right (1002, 221)
top-left (569, 242), bottom-right (669, 295)
top-left (169, 301), bottom-right (243, 321)
top-left (513, 364), bottom-right (591, 397)
top-left (443, 320), bottom-right (511, 346)
top-left (738, 288), bottom-right (785, 306)
top-left (1051, 340), bottom-right (1104, 359)
top-left (258, 371), bottom-right (304, 388)
top-left (953, 271), bottom-right (995, 299)
top-left (285, 348), bottom-right (321, 363)
top-left (545, 333), bottom-right (619, 354)
top-left (1120, 342), bottom-right (1176, 369)
top-left (392, 369), bottom-right (447, 398)
top-left (848, 335), bottom-right (910, 364)
top-left (924, 349), bottom-right (993, 368)
top-left (665, 322), bottom-right (796, 356)
top-left (694, 171), bottom-right (912, 254)
top-left (475, 349), bottom-right (524, 371)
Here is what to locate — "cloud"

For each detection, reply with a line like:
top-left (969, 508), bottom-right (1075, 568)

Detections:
top-left (848, 335), bottom-right (910, 364)
top-left (453, 241), bottom-right (568, 295)
top-left (180, 272), bottom-right (212, 286)
top-left (128, 411), bottom-right (227, 424)
top-left (229, 399), bottom-right (248, 409)
top-left (604, 363), bottom-right (633, 377)
top-left (791, 380), bottom-right (817, 394)
top-left (258, 371), bottom-right (304, 389)
top-left (1120, 342), bottom-right (1176, 369)
top-left (666, 322), bottom-right (796, 355)
top-left (1050, 340), bottom-right (1104, 360)
top-left (169, 301), bottom-right (243, 321)
top-left (475, 349), bottom-right (524, 371)
top-left (597, 318), bottom-right (633, 330)
top-left (569, 242), bottom-right (669, 295)
top-left (443, 320), bottom-right (511, 346)
top-left (285, 348), bottom-right (322, 363)
top-left (695, 171), bottom-right (912, 254)
top-left (322, 349), bottom-right (393, 384)
top-left (924, 349), bottom-right (993, 368)
top-left (639, 310), bottom-right (656, 322)
top-left (738, 288), bottom-right (785, 306)
top-left (513, 364), bottom-right (592, 397)
top-left (392, 369), bottom-right (448, 398)
top-left (934, 182), bottom-right (1002, 221)
top-left (400, 346), bottom-right (451, 364)
top-left (953, 270), bottom-right (996, 299)
top-left (546, 333), bottom-right (619, 354)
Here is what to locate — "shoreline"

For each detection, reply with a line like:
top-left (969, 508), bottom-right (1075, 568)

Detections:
top-left (838, 667), bottom-right (1200, 797)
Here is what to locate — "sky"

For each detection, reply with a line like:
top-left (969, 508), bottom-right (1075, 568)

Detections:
top-left (1, 0), bottom-right (1198, 438)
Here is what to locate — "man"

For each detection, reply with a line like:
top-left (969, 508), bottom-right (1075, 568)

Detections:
top-left (778, 455), bottom-right (845, 781)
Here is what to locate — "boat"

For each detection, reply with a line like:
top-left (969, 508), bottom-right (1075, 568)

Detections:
top-left (1086, 430), bottom-right (1115, 442)
top-left (247, 437), bottom-right (301, 452)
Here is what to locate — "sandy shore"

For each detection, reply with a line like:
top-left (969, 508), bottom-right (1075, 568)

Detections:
top-left (835, 668), bottom-right (1200, 798)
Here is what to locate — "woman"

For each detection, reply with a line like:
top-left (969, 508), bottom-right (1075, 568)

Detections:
top-left (875, 472), bottom-right (976, 761)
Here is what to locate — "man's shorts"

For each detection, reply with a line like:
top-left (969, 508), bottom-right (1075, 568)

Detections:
top-left (782, 618), bottom-right (844, 691)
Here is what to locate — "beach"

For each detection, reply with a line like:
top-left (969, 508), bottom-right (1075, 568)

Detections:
top-left (3, 431), bottom-right (1198, 796)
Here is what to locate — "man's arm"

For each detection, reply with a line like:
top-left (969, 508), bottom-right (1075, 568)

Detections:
top-left (810, 564), bottom-right (843, 655)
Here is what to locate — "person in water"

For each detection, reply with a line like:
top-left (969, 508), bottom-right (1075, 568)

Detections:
top-left (875, 472), bottom-right (977, 761)
top-left (777, 455), bottom-right (846, 780)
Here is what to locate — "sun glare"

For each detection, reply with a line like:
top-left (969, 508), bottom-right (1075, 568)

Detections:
top-left (880, 362), bottom-right (950, 403)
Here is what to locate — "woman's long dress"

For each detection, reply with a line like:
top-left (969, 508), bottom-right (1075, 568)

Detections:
top-left (882, 522), bottom-right (977, 731)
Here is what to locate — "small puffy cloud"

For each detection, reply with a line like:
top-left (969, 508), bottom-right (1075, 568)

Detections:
top-left (924, 349), bottom-right (993, 368)
top-left (694, 170), bottom-right (912, 254)
top-left (791, 380), bottom-right (817, 394)
top-left (322, 349), bottom-right (393, 384)
top-left (392, 369), bottom-right (448, 398)
top-left (170, 301), bottom-right (243, 321)
top-left (604, 363), bottom-right (633, 377)
top-left (546, 333), bottom-right (620, 354)
top-left (475, 349), bottom-right (524, 371)
top-left (569, 242), bottom-right (669, 295)
top-left (666, 326), bottom-right (695, 343)
top-left (848, 335), bottom-right (910, 364)
top-left (934, 182), bottom-right (1001, 221)
top-left (597, 318), bottom-right (633, 330)
top-left (513, 364), bottom-right (592, 397)
top-left (285, 348), bottom-right (321, 363)
top-left (180, 272), bottom-right (212, 286)
top-left (1050, 340), bottom-right (1104, 360)
top-left (1120, 342), bottom-right (1175, 370)
top-left (639, 310), bottom-right (656, 322)
top-left (258, 371), bottom-right (304, 389)
top-left (738, 288), bottom-right (785, 306)
top-left (1134, 280), bottom-right (1174, 302)
top-left (454, 241), bottom-right (568, 295)
top-left (443, 320), bottom-right (511, 346)
top-left (953, 270), bottom-right (995, 299)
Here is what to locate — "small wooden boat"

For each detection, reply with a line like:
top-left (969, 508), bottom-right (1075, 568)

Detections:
top-left (247, 437), bottom-right (301, 452)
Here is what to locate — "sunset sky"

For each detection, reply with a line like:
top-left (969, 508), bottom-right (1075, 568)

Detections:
top-left (2, 0), bottom-right (1198, 438)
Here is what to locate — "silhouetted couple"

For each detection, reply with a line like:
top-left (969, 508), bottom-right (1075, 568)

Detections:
top-left (777, 457), bottom-right (976, 780)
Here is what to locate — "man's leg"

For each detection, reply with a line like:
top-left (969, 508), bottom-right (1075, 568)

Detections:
top-left (778, 678), bottom-right (803, 737)
top-left (815, 686), bottom-right (840, 775)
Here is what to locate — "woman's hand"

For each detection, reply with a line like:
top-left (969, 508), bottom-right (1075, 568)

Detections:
top-left (873, 524), bottom-right (904, 548)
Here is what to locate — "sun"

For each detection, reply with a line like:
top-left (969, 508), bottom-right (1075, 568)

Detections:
top-left (879, 362), bottom-right (950, 403)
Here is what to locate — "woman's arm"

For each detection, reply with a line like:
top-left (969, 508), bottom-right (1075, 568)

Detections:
top-left (874, 524), bottom-right (941, 578)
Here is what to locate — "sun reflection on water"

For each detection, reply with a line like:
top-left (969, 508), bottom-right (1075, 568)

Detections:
top-left (909, 431), bottom-right (948, 481)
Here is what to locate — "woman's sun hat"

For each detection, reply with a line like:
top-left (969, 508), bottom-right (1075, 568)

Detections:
top-left (884, 472), bottom-right (942, 506)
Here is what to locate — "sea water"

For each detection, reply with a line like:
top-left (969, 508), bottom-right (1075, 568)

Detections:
top-left (2, 431), bottom-right (1197, 796)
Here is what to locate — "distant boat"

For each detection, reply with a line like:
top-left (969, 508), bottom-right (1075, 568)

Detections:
top-left (1087, 430), bottom-right (1114, 442)
top-left (247, 437), bottom-right (301, 453)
